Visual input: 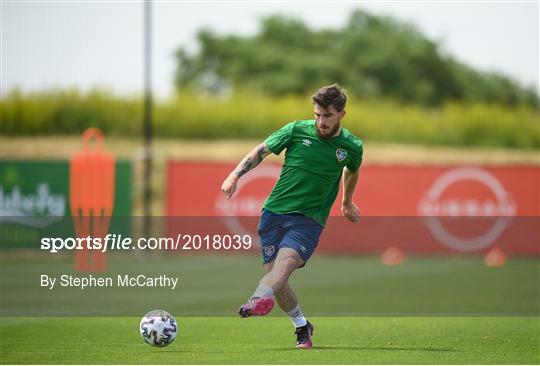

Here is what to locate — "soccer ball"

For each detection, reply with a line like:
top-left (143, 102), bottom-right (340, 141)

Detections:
top-left (139, 310), bottom-right (178, 347)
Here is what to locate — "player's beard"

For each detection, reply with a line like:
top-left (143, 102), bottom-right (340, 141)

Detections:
top-left (316, 119), bottom-right (341, 139)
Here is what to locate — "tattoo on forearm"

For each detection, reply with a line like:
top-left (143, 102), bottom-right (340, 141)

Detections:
top-left (234, 144), bottom-right (270, 178)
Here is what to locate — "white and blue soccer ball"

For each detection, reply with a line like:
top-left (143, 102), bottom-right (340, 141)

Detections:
top-left (139, 310), bottom-right (178, 347)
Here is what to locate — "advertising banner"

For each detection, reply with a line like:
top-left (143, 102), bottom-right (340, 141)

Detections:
top-left (166, 161), bottom-right (539, 255)
top-left (0, 160), bottom-right (132, 248)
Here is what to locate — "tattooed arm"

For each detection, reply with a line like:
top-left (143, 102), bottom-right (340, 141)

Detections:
top-left (221, 143), bottom-right (272, 199)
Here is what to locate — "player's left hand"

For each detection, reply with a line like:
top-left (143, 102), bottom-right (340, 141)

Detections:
top-left (342, 201), bottom-right (360, 223)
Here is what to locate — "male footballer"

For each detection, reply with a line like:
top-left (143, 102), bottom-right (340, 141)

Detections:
top-left (221, 84), bottom-right (363, 349)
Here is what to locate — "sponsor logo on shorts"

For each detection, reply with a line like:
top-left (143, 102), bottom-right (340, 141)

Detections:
top-left (336, 149), bottom-right (347, 162)
top-left (300, 245), bottom-right (307, 253)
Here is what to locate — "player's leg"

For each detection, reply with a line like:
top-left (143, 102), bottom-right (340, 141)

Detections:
top-left (259, 247), bottom-right (303, 292)
top-left (238, 248), bottom-right (301, 317)
top-left (238, 211), bottom-right (321, 330)
top-left (264, 262), bottom-right (306, 318)
top-left (266, 215), bottom-right (323, 297)
top-left (274, 278), bottom-right (314, 348)
top-left (273, 216), bottom-right (321, 348)
top-left (275, 281), bottom-right (298, 312)
top-left (238, 210), bottom-right (282, 318)
top-left (261, 252), bottom-right (314, 349)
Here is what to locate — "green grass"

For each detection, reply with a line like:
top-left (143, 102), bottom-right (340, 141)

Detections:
top-left (1, 255), bottom-right (539, 363)
top-left (1, 255), bottom-right (539, 316)
top-left (1, 317), bottom-right (538, 364)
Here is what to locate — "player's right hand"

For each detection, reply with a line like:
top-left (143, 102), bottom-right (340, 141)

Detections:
top-left (221, 175), bottom-right (238, 199)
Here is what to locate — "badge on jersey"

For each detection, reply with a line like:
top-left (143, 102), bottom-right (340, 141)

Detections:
top-left (336, 149), bottom-right (347, 162)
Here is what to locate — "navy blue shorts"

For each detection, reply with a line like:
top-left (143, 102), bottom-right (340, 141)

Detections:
top-left (257, 209), bottom-right (324, 266)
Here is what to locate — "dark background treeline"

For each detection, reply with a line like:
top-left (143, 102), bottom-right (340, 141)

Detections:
top-left (2, 10), bottom-right (538, 149)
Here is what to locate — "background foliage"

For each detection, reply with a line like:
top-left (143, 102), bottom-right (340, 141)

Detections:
top-left (2, 88), bottom-right (538, 149)
top-left (2, 10), bottom-right (538, 149)
top-left (175, 10), bottom-right (538, 107)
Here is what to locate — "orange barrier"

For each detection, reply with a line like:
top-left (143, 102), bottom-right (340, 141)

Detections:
top-left (166, 161), bottom-right (539, 255)
top-left (70, 128), bottom-right (116, 271)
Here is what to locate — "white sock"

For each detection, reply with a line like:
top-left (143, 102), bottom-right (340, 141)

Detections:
top-left (251, 284), bottom-right (273, 299)
top-left (287, 305), bottom-right (307, 328)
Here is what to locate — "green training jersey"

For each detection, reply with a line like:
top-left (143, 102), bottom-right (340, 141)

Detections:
top-left (263, 119), bottom-right (363, 226)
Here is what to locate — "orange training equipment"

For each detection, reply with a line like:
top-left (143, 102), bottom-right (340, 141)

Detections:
top-left (70, 128), bottom-right (116, 272)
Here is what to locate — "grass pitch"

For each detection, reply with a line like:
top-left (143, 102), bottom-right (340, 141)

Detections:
top-left (1, 255), bottom-right (539, 364)
top-left (2, 255), bottom-right (538, 316)
top-left (1, 317), bottom-right (538, 364)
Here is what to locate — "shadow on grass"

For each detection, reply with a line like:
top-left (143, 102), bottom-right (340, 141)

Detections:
top-left (150, 345), bottom-right (460, 354)
top-left (265, 345), bottom-right (459, 352)
top-left (152, 350), bottom-right (246, 354)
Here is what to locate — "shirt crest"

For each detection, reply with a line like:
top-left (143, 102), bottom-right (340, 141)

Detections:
top-left (336, 148), bottom-right (347, 162)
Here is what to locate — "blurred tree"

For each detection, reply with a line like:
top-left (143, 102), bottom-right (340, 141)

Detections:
top-left (174, 10), bottom-right (538, 107)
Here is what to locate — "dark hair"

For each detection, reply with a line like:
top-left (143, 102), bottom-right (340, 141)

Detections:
top-left (311, 83), bottom-right (347, 112)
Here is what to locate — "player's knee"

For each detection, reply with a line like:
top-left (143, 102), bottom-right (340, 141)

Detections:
top-left (275, 256), bottom-right (301, 273)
